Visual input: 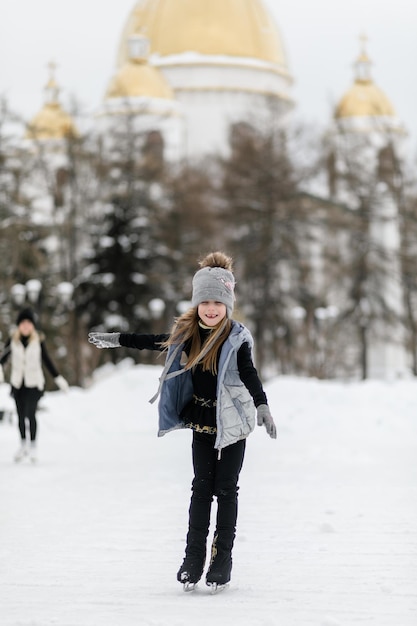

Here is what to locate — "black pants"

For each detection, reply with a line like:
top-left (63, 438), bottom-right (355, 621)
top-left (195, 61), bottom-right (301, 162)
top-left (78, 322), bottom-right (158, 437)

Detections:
top-left (13, 386), bottom-right (43, 442)
top-left (185, 431), bottom-right (246, 561)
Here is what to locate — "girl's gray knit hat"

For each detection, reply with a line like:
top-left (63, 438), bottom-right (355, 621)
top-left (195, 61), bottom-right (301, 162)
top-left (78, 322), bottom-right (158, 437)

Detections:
top-left (191, 266), bottom-right (235, 318)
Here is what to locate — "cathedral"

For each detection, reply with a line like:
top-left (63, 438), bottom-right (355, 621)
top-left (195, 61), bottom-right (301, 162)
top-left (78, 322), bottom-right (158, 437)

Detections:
top-left (22, 0), bottom-right (410, 379)
top-left (27, 0), bottom-right (294, 157)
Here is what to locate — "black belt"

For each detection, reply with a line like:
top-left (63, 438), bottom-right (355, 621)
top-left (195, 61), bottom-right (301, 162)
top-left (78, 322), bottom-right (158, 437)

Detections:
top-left (192, 394), bottom-right (217, 408)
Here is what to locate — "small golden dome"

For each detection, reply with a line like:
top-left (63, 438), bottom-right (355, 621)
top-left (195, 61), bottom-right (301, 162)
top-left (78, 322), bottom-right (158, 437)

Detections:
top-left (106, 34), bottom-right (174, 100)
top-left (106, 62), bottom-right (174, 99)
top-left (117, 0), bottom-right (287, 67)
top-left (26, 63), bottom-right (77, 140)
top-left (335, 82), bottom-right (395, 119)
top-left (106, 61), bottom-right (174, 100)
top-left (335, 40), bottom-right (395, 119)
top-left (26, 103), bottom-right (77, 140)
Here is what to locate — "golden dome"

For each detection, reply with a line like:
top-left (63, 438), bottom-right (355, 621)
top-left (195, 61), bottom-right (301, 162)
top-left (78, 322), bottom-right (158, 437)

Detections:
top-left (26, 64), bottom-right (77, 140)
top-left (335, 82), bottom-right (395, 119)
top-left (106, 62), bottom-right (174, 99)
top-left (106, 34), bottom-right (174, 99)
top-left (26, 102), bottom-right (77, 140)
top-left (117, 0), bottom-right (287, 67)
top-left (335, 43), bottom-right (395, 119)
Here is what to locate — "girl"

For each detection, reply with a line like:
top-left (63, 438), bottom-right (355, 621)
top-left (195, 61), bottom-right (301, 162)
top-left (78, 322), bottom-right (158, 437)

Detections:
top-left (0, 308), bottom-right (69, 462)
top-left (88, 252), bottom-right (276, 590)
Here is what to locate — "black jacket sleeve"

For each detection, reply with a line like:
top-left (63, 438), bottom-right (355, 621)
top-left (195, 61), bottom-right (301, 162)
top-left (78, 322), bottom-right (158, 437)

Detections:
top-left (41, 342), bottom-right (60, 378)
top-left (0, 339), bottom-right (11, 366)
top-left (237, 342), bottom-right (268, 407)
top-left (119, 333), bottom-right (170, 351)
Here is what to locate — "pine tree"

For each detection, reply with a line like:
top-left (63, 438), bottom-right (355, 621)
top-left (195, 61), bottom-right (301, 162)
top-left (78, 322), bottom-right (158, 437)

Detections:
top-left (77, 113), bottom-right (168, 365)
top-left (218, 119), bottom-right (311, 376)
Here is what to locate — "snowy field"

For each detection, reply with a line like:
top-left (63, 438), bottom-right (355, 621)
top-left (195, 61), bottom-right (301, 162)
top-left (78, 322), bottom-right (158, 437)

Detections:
top-left (0, 360), bottom-right (416, 626)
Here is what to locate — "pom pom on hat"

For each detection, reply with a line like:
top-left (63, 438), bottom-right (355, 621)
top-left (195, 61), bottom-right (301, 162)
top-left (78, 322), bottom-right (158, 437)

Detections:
top-left (16, 308), bottom-right (36, 326)
top-left (191, 252), bottom-right (235, 318)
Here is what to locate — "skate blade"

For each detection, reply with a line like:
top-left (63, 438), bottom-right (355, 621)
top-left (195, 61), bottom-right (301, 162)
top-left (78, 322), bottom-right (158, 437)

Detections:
top-left (183, 582), bottom-right (197, 592)
top-left (207, 582), bottom-right (228, 595)
top-left (14, 451), bottom-right (28, 463)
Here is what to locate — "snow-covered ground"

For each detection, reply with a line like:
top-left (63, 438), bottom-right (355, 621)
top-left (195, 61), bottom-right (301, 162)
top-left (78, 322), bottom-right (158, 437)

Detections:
top-left (1, 360), bottom-right (416, 626)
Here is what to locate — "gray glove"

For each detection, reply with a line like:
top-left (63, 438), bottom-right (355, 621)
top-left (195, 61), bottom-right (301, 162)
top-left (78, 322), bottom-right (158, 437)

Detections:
top-left (256, 404), bottom-right (277, 439)
top-left (54, 375), bottom-right (69, 392)
top-left (88, 332), bottom-right (121, 349)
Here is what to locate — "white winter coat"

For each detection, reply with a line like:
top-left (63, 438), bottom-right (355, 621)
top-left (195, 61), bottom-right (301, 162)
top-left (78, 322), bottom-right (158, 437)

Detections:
top-left (10, 330), bottom-right (45, 390)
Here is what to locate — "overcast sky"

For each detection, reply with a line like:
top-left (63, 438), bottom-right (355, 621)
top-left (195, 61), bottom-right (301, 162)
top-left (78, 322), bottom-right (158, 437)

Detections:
top-left (1, 0), bottom-right (416, 154)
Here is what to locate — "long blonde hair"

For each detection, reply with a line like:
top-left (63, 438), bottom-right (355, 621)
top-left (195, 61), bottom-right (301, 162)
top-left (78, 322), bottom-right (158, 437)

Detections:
top-left (164, 251), bottom-right (234, 374)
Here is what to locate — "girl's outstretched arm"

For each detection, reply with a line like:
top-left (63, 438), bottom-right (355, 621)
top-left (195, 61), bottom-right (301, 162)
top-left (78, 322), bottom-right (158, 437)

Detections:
top-left (88, 331), bottom-right (169, 351)
top-left (88, 332), bottom-right (121, 349)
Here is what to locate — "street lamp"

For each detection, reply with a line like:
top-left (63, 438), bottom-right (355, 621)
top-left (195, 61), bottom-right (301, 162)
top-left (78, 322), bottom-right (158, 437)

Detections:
top-left (177, 300), bottom-right (192, 315)
top-left (10, 284), bottom-right (26, 307)
top-left (11, 280), bottom-right (42, 309)
top-left (149, 298), bottom-right (166, 335)
top-left (291, 306), bottom-right (306, 321)
top-left (315, 305), bottom-right (339, 321)
top-left (149, 298), bottom-right (165, 320)
top-left (56, 282), bottom-right (74, 308)
top-left (26, 279), bottom-right (42, 304)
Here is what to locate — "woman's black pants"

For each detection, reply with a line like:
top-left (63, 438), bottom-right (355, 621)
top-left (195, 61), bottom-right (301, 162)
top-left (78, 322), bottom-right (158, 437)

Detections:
top-left (13, 386), bottom-right (42, 442)
top-left (185, 431), bottom-right (246, 563)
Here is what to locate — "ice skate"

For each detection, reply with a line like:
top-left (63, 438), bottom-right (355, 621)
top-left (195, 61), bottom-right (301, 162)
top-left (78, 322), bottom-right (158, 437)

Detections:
top-left (29, 443), bottom-right (37, 463)
top-left (14, 442), bottom-right (28, 463)
top-left (206, 536), bottom-right (232, 591)
top-left (177, 557), bottom-right (205, 591)
top-left (205, 553), bottom-right (232, 589)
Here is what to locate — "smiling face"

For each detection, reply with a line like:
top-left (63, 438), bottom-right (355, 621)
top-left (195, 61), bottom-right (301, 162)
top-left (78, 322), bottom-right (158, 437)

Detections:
top-left (197, 300), bottom-right (227, 327)
top-left (18, 319), bottom-right (34, 337)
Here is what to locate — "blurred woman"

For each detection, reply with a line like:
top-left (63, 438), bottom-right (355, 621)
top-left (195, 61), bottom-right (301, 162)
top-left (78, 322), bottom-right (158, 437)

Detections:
top-left (0, 308), bottom-right (68, 462)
